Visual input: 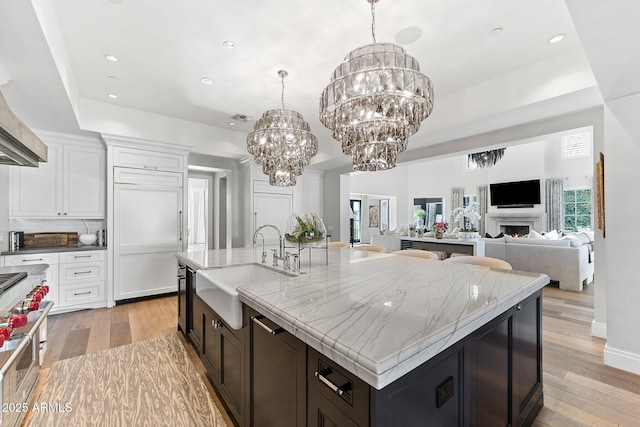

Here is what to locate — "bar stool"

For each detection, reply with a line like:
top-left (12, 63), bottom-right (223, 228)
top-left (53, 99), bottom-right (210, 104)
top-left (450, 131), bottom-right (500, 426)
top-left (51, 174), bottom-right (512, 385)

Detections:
top-left (391, 249), bottom-right (439, 260)
top-left (355, 244), bottom-right (386, 253)
top-left (327, 241), bottom-right (349, 248)
top-left (443, 255), bottom-right (512, 270)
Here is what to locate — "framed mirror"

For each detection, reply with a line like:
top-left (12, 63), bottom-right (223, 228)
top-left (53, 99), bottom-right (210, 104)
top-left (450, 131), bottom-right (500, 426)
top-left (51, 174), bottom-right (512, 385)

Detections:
top-left (413, 197), bottom-right (444, 228)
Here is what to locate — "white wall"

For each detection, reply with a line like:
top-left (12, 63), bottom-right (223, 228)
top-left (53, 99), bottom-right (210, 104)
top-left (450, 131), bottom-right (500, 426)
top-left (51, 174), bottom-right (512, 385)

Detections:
top-left (349, 166), bottom-right (409, 227)
top-left (603, 106), bottom-right (640, 373)
top-left (404, 135), bottom-right (593, 226)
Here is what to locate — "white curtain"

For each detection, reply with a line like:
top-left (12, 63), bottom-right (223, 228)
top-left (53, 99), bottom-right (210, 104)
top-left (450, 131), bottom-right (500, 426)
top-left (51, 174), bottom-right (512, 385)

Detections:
top-left (360, 195), bottom-right (370, 243)
top-left (451, 187), bottom-right (465, 229)
top-left (478, 185), bottom-right (489, 236)
top-left (546, 178), bottom-right (564, 232)
top-left (188, 186), bottom-right (206, 245)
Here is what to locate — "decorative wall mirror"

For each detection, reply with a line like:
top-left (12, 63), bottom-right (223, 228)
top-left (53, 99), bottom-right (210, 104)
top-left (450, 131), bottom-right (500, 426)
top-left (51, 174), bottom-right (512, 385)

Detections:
top-left (413, 198), bottom-right (444, 228)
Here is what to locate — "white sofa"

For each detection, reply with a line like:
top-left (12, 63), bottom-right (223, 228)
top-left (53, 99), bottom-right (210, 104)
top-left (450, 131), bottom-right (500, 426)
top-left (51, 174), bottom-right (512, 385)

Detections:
top-left (483, 234), bottom-right (594, 292)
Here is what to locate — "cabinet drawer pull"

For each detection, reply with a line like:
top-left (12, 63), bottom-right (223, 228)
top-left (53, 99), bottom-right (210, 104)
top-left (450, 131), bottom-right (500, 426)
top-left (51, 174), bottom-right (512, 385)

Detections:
top-left (73, 291), bottom-right (92, 296)
top-left (73, 255), bottom-right (92, 259)
top-left (73, 271), bottom-right (93, 275)
top-left (314, 368), bottom-right (351, 397)
top-left (23, 258), bottom-right (43, 262)
top-left (251, 315), bottom-right (284, 335)
top-left (143, 165), bottom-right (158, 170)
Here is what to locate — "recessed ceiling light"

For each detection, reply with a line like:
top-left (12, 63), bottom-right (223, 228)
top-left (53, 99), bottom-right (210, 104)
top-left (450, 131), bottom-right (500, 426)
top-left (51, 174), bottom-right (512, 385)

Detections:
top-left (104, 54), bottom-right (119, 62)
top-left (548, 33), bottom-right (566, 44)
top-left (222, 41), bottom-right (236, 50)
top-left (394, 26), bottom-right (422, 45)
top-left (228, 122), bottom-right (236, 126)
top-left (490, 27), bottom-right (503, 36)
top-left (107, 93), bottom-right (119, 99)
top-left (200, 77), bottom-right (213, 85)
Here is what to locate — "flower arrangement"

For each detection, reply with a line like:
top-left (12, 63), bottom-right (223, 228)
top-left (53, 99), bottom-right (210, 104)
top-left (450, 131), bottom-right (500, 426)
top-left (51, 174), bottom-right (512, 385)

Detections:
top-left (430, 222), bottom-right (449, 233)
top-left (451, 202), bottom-right (481, 232)
top-left (284, 213), bottom-right (325, 244)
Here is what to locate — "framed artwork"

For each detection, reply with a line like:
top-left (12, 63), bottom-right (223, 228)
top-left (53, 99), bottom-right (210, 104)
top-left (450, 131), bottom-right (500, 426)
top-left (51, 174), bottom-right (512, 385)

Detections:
top-left (369, 205), bottom-right (379, 228)
top-left (596, 152), bottom-right (605, 237)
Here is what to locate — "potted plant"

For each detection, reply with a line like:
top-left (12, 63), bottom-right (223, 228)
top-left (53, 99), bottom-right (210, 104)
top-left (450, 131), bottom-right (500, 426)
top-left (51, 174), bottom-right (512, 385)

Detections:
top-left (414, 208), bottom-right (427, 227)
top-left (451, 202), bottom-right (481, 240)
top-left (430, 222), bottom-right (448, 239)
top-left (284, 213), bottom-right (326, 246)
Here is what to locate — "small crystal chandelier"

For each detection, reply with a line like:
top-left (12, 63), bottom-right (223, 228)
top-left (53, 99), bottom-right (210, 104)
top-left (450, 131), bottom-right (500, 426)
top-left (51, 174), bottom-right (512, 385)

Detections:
top-left (468, 148), bottom-right (506, 168)
top-left (319, 0), bottom-right (434, 171)
top-left (247, 70), bottom-right (318, 186)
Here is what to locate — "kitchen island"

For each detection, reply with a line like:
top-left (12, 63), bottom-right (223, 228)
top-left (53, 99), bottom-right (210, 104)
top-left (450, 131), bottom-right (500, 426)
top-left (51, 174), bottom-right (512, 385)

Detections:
top-left (177, 247), bottom-right (548, 426)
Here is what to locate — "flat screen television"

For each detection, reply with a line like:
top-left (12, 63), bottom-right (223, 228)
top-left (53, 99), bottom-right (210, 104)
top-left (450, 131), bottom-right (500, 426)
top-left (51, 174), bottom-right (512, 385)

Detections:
top-left (490, 179), bottom-right (541, 208)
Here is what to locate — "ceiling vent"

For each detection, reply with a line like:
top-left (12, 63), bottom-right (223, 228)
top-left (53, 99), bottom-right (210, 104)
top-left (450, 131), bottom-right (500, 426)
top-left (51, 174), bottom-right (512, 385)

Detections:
top-left (230, 114), bottom-right (252, 122)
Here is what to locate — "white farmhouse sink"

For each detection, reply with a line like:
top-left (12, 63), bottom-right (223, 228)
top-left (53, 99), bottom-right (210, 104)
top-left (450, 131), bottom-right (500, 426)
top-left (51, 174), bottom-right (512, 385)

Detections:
top-left (196, 264), bottom-right (294, 329)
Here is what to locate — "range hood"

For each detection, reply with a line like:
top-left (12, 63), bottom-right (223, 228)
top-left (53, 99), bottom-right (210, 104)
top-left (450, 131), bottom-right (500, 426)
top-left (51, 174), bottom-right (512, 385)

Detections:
top-left (0, 90), bottom-right (47, 167)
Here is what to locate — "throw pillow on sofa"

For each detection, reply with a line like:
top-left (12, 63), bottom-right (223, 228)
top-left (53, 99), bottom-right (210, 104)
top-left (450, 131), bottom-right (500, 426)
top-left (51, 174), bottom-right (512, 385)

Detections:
top-left (527, 229), bottom-right (544, 239)
top-left (505, 235), bottom-right (571, 247)
top-left (485, 232), bottom-right (504, 238)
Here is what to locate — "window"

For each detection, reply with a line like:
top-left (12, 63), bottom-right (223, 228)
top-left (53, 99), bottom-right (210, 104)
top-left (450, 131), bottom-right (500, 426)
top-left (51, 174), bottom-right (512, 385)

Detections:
top-left (564, 189), bottom-right (592, 231)
top-left (350, 199), bottom-right (361, 243)
top-left (561, 131), bottom-right (591, 159)
top-left (379, 199), bottom-right (389, 231)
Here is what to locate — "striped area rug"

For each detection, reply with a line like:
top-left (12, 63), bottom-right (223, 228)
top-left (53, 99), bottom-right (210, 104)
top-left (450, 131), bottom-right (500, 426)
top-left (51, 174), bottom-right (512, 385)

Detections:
top-left (29, 334), bottom-right (227, 427)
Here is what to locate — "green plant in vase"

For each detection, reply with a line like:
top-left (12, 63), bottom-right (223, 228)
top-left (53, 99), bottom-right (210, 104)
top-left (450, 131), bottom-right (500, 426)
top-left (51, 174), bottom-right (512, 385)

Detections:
top-left (285, 213), bottom-right (325, 244)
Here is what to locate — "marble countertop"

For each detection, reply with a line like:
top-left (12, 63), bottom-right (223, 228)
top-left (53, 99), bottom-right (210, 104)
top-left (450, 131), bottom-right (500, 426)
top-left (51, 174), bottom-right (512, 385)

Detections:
top-left (1, 245), bottom-right (107, 256)
top-left (176, 247), bottom-right (548, 389)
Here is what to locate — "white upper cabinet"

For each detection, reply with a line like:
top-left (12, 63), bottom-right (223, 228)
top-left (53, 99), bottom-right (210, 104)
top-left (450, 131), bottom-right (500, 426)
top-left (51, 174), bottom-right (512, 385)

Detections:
top-left (10, 139), bottom-right (106, 218)
top-left (112, 146), bottom-right (184, 173)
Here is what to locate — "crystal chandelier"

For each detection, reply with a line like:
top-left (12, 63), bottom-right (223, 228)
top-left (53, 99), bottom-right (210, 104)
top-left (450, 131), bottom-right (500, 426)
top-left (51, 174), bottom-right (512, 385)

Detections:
top-left (247, 70), bottom-right (318, 186)
top-left (468, 148), bottom-right (506, 168)
top-left (319, 0), bottom-right (434, 171)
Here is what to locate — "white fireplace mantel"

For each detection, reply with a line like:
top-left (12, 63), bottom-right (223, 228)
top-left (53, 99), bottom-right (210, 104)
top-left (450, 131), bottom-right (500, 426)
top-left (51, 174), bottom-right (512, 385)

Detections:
top-left (485, 213), bottom-right (546, 236)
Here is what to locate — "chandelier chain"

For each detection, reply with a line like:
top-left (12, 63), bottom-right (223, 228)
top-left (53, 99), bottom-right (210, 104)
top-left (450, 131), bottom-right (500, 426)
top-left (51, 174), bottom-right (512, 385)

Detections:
top-left (277, 69), bottom-right (288, 109)
top-left (371, 0), bottom-right (376, 43)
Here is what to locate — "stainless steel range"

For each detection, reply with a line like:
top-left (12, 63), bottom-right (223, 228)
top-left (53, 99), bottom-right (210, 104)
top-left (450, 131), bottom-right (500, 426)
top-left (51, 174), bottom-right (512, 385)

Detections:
top-left (0, 269), bottom-right (52, 427)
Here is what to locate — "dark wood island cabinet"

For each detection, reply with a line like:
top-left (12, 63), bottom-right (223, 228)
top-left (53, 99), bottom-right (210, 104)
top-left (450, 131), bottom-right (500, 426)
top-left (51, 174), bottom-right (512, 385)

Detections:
top-left (184, 290), bottom-right (542, 427)
top-left (176, 248), bottom-right (547, 427)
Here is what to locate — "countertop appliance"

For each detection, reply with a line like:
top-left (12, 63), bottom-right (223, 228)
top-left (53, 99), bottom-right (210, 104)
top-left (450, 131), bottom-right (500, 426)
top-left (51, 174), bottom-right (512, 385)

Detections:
top-left (0, 269), bottom-right (52, 426)
top-left (6, 233), bottom-right (24, 253)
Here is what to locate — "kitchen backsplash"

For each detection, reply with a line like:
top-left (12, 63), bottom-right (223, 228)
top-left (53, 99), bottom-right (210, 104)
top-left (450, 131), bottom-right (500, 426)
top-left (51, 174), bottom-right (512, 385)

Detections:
top-left (8, 218), bottom-right (107, 236)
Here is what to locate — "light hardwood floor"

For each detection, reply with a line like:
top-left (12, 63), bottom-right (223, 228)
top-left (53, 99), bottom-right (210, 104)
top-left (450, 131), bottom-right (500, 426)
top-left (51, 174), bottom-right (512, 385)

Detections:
top-left (28, 285), bottom-right (640, 426)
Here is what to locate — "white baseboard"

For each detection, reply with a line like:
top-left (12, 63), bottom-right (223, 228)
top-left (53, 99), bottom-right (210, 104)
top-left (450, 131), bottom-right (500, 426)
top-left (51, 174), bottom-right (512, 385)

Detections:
top-left (591, 320), bottom-right (607, 339)
top-left (604, 344), bottom-right (640, 375)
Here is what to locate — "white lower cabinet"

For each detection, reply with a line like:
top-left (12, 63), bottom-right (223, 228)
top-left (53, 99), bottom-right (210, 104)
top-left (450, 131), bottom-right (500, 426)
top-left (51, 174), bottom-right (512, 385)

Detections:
top-left (2, 250), bottom-right (106, 314)
top-left (58, 250), bottom-right (106, 309)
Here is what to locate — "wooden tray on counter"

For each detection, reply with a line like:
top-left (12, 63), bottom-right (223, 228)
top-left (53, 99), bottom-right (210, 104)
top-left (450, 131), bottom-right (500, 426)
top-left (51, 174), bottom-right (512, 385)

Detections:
top-left (24, 232), bottom-right (79, 248)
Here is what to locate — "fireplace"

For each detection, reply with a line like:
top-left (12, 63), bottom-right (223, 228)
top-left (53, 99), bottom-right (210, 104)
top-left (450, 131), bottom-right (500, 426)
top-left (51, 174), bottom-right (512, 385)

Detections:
top-left (501, 224), bottom-right (530, 237)
top-left (486, 213), bottom-right (546, 237)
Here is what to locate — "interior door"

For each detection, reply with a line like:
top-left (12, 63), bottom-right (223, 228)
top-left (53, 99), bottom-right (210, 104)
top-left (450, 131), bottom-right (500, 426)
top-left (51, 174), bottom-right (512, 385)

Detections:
top-left (254, 192), bottom-right (292, 245)
top-left (114, 183), bottom-right (183, 300)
